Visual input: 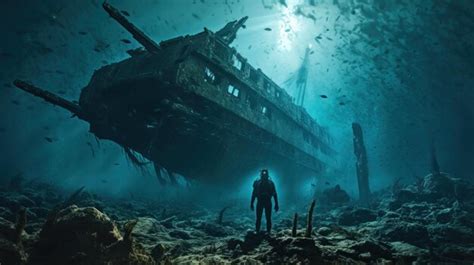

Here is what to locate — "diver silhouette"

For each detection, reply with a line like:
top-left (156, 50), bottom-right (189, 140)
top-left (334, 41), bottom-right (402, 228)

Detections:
top-left (250, 169), bottom-right (279, 233)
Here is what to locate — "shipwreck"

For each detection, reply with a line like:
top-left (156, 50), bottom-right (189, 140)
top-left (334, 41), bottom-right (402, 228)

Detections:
top-left (13, 2), bottom-right (333, 187)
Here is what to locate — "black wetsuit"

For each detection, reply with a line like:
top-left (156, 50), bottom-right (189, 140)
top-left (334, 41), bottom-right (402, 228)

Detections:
top-left (251, 178), bottom-right (278, 233)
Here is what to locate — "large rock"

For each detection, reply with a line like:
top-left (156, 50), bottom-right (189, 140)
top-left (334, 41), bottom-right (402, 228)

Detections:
top-left (389, 241), bottom-right (428, 263)
top-left (429, 223), bottom-right (474, 244)
top-left (439, 245), bottom-right (474, 262)
top-left (320, 185), bottom-right (350, 206)
top-left (267, 236), bottom-right (323, 264)
top-left (338, 208), bottom-right (377, 226)
top-left (389, 189), bottom-right (418, 210)
top-left (378, 221), bottom-right (430, 247)
top-left (29, 205), bottom-right (155, 265)
top-left (0, 217), bottom-right (27, 265)
top-left (420, 173), bottom-right (460, 201)
top-left (29, 205), bottom-right (121, 264)
top-left (337, 239), bottom-right (392, 261)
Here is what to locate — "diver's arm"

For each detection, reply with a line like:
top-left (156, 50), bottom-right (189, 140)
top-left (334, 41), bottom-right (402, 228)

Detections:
top-left (273, 183), bottom-right (279, 211)
top-left (250, 182), bottom-right (257, 210)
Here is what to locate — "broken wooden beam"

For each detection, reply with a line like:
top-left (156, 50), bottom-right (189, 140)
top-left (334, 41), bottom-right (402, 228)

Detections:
top-left (352, 123), bottom-right (370, 206)
top-left (292, 213), bottom-right (298, 237)
top-left (305, 200), bottom-right (316, 237)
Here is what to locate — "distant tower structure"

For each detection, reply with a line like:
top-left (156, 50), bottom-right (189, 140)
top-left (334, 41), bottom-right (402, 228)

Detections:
top-left (285, 46), bottom-right (311, 106)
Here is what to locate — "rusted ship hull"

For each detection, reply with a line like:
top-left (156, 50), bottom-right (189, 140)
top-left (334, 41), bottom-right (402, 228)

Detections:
top-left (81, 56), bottom-right (320, 185)
top-left (12, 2), bottom-right (332, 190)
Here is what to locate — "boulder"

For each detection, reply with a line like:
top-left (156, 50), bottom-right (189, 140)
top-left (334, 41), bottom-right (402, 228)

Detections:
top-left (268, 236), bottom-right (323, 263)
top-left (320, 185), bottom-right (350, 206)
top-left (440, 245), bottom-right (474, 262)
top-left (379, 221), bottom-right (430, 247)
top-left (421, 173), bottom-right (456, 200)
top-left (133, 217), bottom-right (167, 235)
top-left (338, 208), bottom-right (377, 226)
top-left (388, 189), bottom-right (418, 210)
top-left (349, 239), bottom-right (392, 260)
top-left (29, 205), bottom-right (122, 264)
top-left (241, 230), bottom-right (265, 252)
top-left (389, 241), bottom-right (428, 263)
top-left (317, 226), bottom-right (332, 236)
top-left (429, 224), bottom-right (474, 244)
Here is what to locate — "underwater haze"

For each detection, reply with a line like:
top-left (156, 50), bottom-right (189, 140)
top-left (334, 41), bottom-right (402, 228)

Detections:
top-left (1, 0), bottom-right (474, 264)
top-left (1, 0), bottom-right (473, 197)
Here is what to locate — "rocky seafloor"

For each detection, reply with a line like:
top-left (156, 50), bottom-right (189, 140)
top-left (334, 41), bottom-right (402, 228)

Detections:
top-left (1, 172), bottom-right (474, 264)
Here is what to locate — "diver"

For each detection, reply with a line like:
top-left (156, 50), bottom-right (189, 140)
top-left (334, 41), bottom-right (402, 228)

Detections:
top-left (250, 169), bottom-right (279, 234)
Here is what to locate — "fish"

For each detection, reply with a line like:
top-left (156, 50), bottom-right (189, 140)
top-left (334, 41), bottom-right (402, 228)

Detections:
top-left (44, 137), bottom-right (54, 143)
top-left (264, 27), bottom-right (272, 31)
top-left (121, 10), bottom-right (130, 16)
top-left (11, 100), bottom-right (20, 105)
top-left (78, 31), bottom-right (88, 35)
top-left (320, 95), bottom-right (328, 98)
top-left (192, 13), bottom-right (201, 20)
top-left (325, 181), bottom-right (330, 185)
top-left (121, 39), bottom-right (132, 44)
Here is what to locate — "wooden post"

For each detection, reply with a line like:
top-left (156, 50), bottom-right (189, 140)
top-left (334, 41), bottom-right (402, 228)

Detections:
top-left (292, 213), bottom-right (298, 237)
top-left (352, 123), bottom-right (370, 206)
top-left (305, 200), bottom-right (316, 237)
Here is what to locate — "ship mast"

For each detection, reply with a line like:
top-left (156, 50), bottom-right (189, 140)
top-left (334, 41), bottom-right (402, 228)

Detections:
top-left (285, 46), bottom-right (311, 107)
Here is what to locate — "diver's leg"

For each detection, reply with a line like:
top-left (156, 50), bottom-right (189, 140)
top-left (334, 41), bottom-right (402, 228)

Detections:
top-left (256, 201), bottom-right (263, 233)
top-left (265, 201), bottom-right (272, 233)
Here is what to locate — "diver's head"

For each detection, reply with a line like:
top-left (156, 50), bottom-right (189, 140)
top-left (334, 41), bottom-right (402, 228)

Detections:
top-left (260, 169), bottom-right (269, 180)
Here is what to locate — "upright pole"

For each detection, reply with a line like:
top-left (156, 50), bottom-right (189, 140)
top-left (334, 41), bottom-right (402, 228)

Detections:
top-left (352, 123), bottom-right (370, 206)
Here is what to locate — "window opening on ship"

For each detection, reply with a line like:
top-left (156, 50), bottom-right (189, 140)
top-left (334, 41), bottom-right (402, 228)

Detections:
top-left (232, 54), bottom-right (243, 70)
top-left (261, 105), bottom-right (272, 119)
top-left (227, 84), bottom-right (240, 98)
top-left (204, 67), bottom-right (216, 82)
top-left (264, 80), bottom-right (272, 93)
